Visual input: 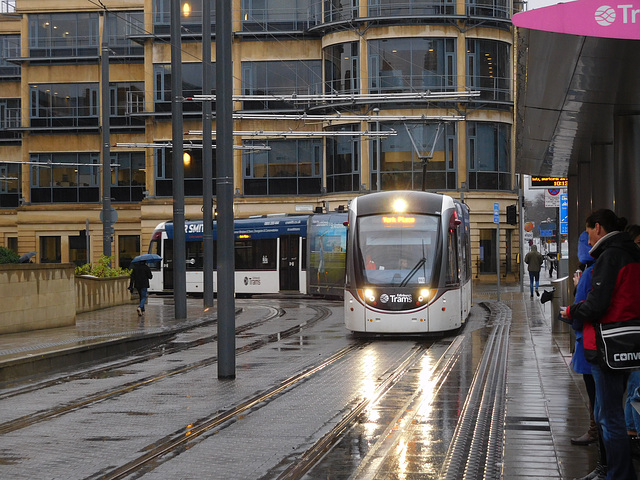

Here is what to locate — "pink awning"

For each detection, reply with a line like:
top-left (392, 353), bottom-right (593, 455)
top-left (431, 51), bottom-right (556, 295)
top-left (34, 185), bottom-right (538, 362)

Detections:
top-left (512, 0), bottom-right (640, 40)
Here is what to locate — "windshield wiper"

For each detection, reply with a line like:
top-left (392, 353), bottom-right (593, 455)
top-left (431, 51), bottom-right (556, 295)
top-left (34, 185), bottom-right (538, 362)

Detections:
top-left (400, 257), bottom-right (426, 287)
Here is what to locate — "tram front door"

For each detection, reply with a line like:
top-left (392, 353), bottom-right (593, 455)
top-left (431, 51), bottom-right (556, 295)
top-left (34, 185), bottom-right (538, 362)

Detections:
top-left (279, 234), bottom-right (300, 291)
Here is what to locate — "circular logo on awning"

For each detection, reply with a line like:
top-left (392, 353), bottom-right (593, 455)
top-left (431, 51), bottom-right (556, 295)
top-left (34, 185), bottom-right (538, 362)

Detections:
top-left (595, 6), bottom-right (616, 26)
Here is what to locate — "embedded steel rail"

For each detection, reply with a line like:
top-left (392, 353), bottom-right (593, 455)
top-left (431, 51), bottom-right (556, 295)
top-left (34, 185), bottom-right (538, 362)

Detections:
top-left (0, 304), bottom-right (332, 436)
top-left (93, 341), bottom-right (369, 480)
top-left (440, 302), bottom-right (511, 480)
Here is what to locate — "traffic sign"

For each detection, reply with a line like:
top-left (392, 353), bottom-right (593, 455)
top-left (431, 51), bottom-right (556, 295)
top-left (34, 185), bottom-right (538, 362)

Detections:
top-left (494, 203), bottom-right (499, 223)
top-left (560, 194), bottom-right (568, 235)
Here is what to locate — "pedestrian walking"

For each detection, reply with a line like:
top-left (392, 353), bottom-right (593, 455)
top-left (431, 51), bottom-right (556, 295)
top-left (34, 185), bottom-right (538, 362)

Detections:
top-left (524, 244), bottom-right (543, 298)
top-left (129, 261), bottom-right (153, 316)
top-left (562, 209), bottom-right (640, 480)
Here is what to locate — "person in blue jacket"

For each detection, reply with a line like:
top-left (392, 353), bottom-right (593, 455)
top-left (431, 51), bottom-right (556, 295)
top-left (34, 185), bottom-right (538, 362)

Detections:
top-left (570, 231), bottom-right (598, 447)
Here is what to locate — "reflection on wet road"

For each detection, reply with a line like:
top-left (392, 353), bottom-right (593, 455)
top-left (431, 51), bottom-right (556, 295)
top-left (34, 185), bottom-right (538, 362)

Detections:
top-left (304, 304), bottom-right (497, 479)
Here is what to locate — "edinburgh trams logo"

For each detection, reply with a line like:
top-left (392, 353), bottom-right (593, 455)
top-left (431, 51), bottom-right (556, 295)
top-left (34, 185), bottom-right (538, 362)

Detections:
top-left (595, 5), bottom-right (639, 26)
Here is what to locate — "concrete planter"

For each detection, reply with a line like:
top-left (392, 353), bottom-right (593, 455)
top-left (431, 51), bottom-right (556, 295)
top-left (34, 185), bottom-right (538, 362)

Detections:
top-left (75, 275), bottom-right (133, 314)
top-left (0, 264), bottom-right (76, 334)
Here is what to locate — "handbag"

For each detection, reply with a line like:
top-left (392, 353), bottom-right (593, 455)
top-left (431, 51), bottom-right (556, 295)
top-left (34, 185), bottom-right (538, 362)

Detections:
top-left (595, 318), bottom-right (640, 370)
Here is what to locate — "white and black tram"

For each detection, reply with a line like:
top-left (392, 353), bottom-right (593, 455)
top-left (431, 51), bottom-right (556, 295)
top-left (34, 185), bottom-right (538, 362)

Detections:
top-left (344, 191), bottom-right (472, 334)
top-left (146, 213), bottom-right (347, 297)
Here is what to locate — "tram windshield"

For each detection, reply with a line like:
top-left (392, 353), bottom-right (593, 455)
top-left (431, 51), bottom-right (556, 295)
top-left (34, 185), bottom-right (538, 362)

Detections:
top-left (356, 214), bottom-right (439, 286)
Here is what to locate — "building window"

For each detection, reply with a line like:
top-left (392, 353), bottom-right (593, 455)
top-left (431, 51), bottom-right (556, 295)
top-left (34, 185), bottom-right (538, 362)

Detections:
top-left (324, 0), bottom-right (358, 22)
top-left (118, 235), bottom-right (140, 269)
top-left (111, 152), bottom-right (146, 203)
top-left (241, 0), bottom-right (319, 32)
top-left (326, 124), bottom-right (360, 193)
top-left (30, 153), bottom-right (100, 204)
top-left (40, 236), bottom-right (61, 263)
top-left (0, 162), bottom-right (20, 208)
top-left (7, 237), bottom-right (18, 253)
top-left (324, 42), bottom-right (359, 95)
top-left (155, 147), bottom-right (216, 198)
top-left (107, 11), bottom-right (145, 57)
top-left (467, 122), bottom-right (511, 191)
top-left (370, 121), bottom-right (456, 191)
top-left (242, 60), bottom-right (322, 110)
top-left (69, 234), bottom-right (87, 266)
top-left (368, 0), bottom-right (456, 17)
top-left (110, 82), bottom-right (145, 127)
top-left (369, 38), bottom-right (455, 93)
top-left (243, 139), bottom-right (322, 195)
top-left (153, 0), bottom-right (216, 35)
top-left (478, 229), bottom-right (497, 274)
top-left (466, 39), bottom-right (511, 101)
top-left (28, 12), bottom-right (99, 58)
top-left (0, 34), bottom-right (20, 78)
top-left (0, 98), bottom-right (20, 141)
top-left (467, 0), bottom-right (510, 19)
top-left (30, 83), bottom-right (99, 128)
top-left (154, 63), bottom-right (216, 114)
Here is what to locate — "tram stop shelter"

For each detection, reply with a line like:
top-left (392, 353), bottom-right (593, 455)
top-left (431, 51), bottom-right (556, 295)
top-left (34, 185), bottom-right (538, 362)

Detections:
top-left (513, 0), bottom-right (640, 270)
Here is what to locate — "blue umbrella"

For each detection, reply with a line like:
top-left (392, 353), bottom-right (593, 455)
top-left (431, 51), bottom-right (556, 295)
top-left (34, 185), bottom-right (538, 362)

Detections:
top-left (131, 253), bottom-right (162, 264)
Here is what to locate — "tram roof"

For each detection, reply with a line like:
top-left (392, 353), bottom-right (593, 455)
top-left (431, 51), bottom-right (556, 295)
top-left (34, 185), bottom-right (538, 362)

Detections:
top-left (513, 0), bottom-right (640, 178)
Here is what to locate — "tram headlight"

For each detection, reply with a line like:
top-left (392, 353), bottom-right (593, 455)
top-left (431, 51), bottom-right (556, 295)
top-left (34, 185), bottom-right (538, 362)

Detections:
top-left (364, 289), bottom-right (376, 302)
top-left (418, 288), bottom-right (430, 303)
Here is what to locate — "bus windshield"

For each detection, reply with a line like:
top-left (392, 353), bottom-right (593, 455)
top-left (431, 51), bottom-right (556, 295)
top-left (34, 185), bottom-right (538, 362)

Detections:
top-left (356, 213), bottom-right (440, 286)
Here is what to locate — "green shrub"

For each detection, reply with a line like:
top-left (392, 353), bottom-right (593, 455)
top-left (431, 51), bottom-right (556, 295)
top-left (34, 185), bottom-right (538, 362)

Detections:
top-left (74, 255), bottom-right (131, 278)
top-left (0, 246), bottom-right (20, 264)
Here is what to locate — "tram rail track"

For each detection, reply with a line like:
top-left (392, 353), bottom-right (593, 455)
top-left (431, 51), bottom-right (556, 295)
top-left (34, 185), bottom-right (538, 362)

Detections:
top-left (0, 303), bottom-right (333, 436)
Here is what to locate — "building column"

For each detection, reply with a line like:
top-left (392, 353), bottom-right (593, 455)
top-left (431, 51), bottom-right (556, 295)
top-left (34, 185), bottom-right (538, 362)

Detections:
top-left (590, 142), bottom-right (615, 211)
top-left (614, 114), bottom-right (640, 222)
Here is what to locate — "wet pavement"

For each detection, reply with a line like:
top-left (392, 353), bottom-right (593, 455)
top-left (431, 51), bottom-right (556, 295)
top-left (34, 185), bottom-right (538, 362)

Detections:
top-left (0, 272), bottom-right (633, 479)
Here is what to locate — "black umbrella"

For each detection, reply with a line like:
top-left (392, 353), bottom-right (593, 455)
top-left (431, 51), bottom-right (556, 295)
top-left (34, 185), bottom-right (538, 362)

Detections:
top-left (131, 253), bottom-right (162, 264)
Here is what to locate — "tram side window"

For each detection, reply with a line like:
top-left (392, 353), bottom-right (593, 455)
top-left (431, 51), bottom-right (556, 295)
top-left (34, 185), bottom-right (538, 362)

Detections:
top-left (235, 238), bottom-right (276, 270)
top-left (148, 239), bottom-right (161, 270)
top-left (186, 241), bottom-right (204, 270)
top-left (445, 229), bottom-right (459, 285)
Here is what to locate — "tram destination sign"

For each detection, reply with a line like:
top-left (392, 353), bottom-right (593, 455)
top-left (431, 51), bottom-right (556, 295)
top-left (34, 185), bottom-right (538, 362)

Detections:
top-left (530, 176), bottom-right (568, 188)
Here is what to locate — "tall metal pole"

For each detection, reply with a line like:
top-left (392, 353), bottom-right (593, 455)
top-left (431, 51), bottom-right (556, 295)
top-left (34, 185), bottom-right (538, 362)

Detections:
top-left (374, 108), bottom-right (380, 191)
top-left (171, 0), bottom-right (187, 319)
top-left (518, 174), bottom-right (524, 293)
top-left (216, 0), bottom-right (236, 378)
top-left (202, 0), bottom-right (214, 308)
top-left (101, 10), bottom-right (112, 260)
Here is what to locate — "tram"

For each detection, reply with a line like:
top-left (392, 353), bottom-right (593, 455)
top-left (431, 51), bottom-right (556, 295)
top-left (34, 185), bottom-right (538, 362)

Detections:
top-left (344, 191), bottom-right (472, 334)
top-left (146, 213), bottom-right (347, 296)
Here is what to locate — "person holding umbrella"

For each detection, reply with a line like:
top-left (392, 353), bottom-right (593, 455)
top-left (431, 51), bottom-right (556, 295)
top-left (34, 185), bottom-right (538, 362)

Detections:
top-left (129, 256), bottom-right (154, 316)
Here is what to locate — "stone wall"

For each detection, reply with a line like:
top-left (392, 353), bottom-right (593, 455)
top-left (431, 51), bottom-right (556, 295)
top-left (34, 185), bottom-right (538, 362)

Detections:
top-left (0, 264), bottom-right (76, 334)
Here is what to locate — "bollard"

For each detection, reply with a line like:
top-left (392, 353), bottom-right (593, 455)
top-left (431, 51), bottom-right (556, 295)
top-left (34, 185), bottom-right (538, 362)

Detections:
top-left (551, 276), bottom-right (570, 334)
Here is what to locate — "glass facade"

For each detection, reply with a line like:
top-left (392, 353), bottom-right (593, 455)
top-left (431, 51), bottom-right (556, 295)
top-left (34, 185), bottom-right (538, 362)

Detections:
top-left (111, 152), bottom-right (146, 203)
top-left (241, 0), bottom-right (320, 32)
top-left (110, 82), bottom-right (145, 127)
top-left (153, 0), bottom-right (216, 35)
top-left (243, 139), bottom-right (322, 195)
top-left (369, 38), bottom-right (456, 93)
top-left (0, 162), bottom-right (20, 208)
top-left (155, 147), bottom-right (216, 198)
top-left (28, 12), bottom-right (99, 58)
top-left (30, 83), bottom-right (99, 128)
top-left (107, 11), bottom-right (145, 57)
top-left (29, 153), bottom-right (100, 203)
top-left (466, 39), bottom-right (511, 101)
top-left (368, 0), bottom-right (456, 17)
top-left (154, 63), bottom-right (216, 113)
top-left (370, 121), bottom-right (457, 191)
top-left (326, 124), bottom-right (360, 193)
top-left (242, 60), bottom-right (322, 110)
top-left (0, 34), bottom-right (20, 77)
top-left (467, 122), bottom-right (511, 191)
top-left (324, 42), bottom-right (359, 94)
